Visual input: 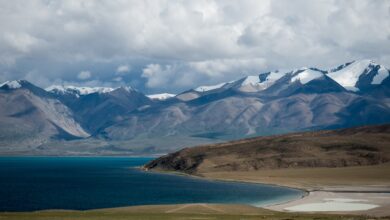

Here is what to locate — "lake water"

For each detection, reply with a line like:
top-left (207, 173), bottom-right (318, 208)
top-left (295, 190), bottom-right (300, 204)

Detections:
top-left (0, 157), bottom-right (303, 211)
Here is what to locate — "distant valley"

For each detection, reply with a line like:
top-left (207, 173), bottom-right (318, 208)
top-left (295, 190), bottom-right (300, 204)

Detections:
top-left (1, 59), bottom-right (389, 155)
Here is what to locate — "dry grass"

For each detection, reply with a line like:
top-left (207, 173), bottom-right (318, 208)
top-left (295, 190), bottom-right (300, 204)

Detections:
top-left (199, 163), bottom-right (390, 190)
top-left (146, 124), bottom-right (390, 177)
top-left (0, 204), bottom-right (383, 220)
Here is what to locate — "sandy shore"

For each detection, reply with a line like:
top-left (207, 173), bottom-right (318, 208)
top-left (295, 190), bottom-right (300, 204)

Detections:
top-left (266, 189), bottom-right (390, 217)
top-left (149, 169), bottom-right (390, 217)
top-left (194, 164), bottom-right (390, 217)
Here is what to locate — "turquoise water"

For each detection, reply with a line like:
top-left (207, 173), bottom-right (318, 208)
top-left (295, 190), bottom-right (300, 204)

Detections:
top-left (0, 157), bottom-right (303, 211)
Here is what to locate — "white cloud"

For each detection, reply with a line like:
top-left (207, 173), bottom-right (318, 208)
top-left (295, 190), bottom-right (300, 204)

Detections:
top-left (78, 71), bottom-right (91, 80)
top-left (142, 64), bottom-right (173, 88)
top-left (190, 58), bottom-right (267, 77)
top-left (0, 0), bottom-right (389, 92)
top-left (142, 58), bottom-right (268, 89)
top-left (3, 32), bottom-right (40, 53)
top-left (116, 65), bottom-right (130, 73)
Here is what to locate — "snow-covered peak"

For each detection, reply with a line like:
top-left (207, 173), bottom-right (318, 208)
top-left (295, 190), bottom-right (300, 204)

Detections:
top-left (195, 82), bottom-right (226, 92)
top-left (241, 75), bottom-right (260, 86)
top-left (0, 80), bottom-right (22, 89)
top-left (291, 69), bottom-right (324, 84)
top-left (46, 85), bottom-right (114, 96)
top-left (75, 86), bottom-right (114, 95)
top-left (260, 71), bottom-right (287, 85)
top-left (45, 85), bottom-right (64, 93)
top-left (147, 93), bottom-right (176, 100)
top-left (237, 71), bottom-right (287, 92)
top-left (327, 59), bottom-right (388, 91)
top-left (372, 65), bottom-right (389, 85)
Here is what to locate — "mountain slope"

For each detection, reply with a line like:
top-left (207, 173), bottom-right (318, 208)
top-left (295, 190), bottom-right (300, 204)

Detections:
top-left (48, 86), bottom-right (153, 133)
top-left (327, 60), bottom-right (389, 92)
top-left (96, 60), bottom-right (390, 151)
top-left (101, 90), bottom-right (390, 146)
top-left (0, 60), bottom-right (389, 155)
top-left (0, 80), bottom-right (89, 150)
top-left (144, 124), bottom-right (390, 173)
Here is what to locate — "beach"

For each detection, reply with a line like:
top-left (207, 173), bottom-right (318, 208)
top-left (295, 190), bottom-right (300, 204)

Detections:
top-left (267, 189), bottom-right (390, 217)
top-left (198, 163), bottom-right (390, 217)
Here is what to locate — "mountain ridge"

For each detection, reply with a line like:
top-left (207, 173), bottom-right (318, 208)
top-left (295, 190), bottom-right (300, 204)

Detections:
top-left (144, 123), bottom-right (390, 173)
top-left (1, 60), bottom-right (389, 155)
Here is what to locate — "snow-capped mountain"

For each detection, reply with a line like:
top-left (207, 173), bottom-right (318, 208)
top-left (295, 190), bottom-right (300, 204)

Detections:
top-left (327, 59), bottom-right (389, 92)
top-left (0, 79), bottom-right (57, 98)
top-left (0, 80), bottom-right (23, 89)
top-left (0, 60), bottom-right (389, 155)
top-left (291, 69), bottom-right (324, 84)
top-left (234, 71), bottom-right (286, 92)
top-left (45, 85), bottom-right (124, 97)
top-left (194, 83), bottom-right (227, 92)
top-left (48, 84), bottom-right (152, 133)
top-left (0, 80), bottom-right (89, 149)
top-left (147, 93), bottom-right (176, 100)
top-left (181, 59), bottom-right (389, 99)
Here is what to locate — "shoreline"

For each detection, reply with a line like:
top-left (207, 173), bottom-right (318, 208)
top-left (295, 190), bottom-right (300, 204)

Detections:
top-left (196, 174), bottom-right (390, 217)
top-left (141, 167), bottom-right (311, 209)
top-left (0, 155), bottom-right (160, 158)
top-left (143, 167), bottom-right (390, 217)
top-left (1, 163), bottom-right (389, 218)
top-left (143, 167), bottom-right (309, 192)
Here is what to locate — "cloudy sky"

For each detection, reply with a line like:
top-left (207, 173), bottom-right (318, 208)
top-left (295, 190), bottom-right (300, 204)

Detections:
top-left (0, 0), bottom-right (389, 94)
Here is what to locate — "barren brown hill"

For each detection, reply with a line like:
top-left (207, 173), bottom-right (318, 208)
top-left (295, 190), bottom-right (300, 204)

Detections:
top-left (145, 124), bottom-right (390, 174)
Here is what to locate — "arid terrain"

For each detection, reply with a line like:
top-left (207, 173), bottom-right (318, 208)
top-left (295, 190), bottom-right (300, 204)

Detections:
top-left (0, 203), bottom-right (387, 220)
top-left (145, 124), bottom-right (390, 174)
top-left (145, 124), bottom-right (390, 217)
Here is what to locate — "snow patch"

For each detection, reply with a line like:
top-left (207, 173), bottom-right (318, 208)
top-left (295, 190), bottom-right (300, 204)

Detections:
top-left (241, 75), bottom-right (260, 86)
top-left (195, 82), bottom-right (226, 92)
top-left (259, 71), bottom-right (286, 90)
top-left (147, 93), bottom-right (176, 100)
top-left (73, 86), bottom-right (114, 95)
top-left (255, 71), bottom-right (287, 90)
top-left (327, 59), bottom-right (374, 91)
top-left (238, 71), bottom-right (286, 92)
top-left (266, 71), bottom-right (286, 82)
top-left (46, 85), bottom-right (114, 95)
top-left (372, 66), bottom-right (389, 85)
top-left (291, 69), bottom-right (323, 84)
top-left (0, 80), bottom-right (22, 89)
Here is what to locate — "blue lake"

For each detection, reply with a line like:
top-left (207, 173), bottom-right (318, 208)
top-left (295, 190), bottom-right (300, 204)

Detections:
top-left (0, 157), bottom-right (303, 211)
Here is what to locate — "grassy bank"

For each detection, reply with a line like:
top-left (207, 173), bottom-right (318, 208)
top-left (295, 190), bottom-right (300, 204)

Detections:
top-left (198, 163), bottom-right (390, 190)
top-left (0, 204), bottom-right (383, 220)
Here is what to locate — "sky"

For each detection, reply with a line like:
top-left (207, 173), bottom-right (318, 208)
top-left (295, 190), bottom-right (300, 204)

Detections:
top-left (0, 0), bottom-right (389, 94)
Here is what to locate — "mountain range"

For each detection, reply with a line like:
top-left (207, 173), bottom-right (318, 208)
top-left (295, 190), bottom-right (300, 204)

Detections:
top-left (0, 59), bottom-right (389, 155)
